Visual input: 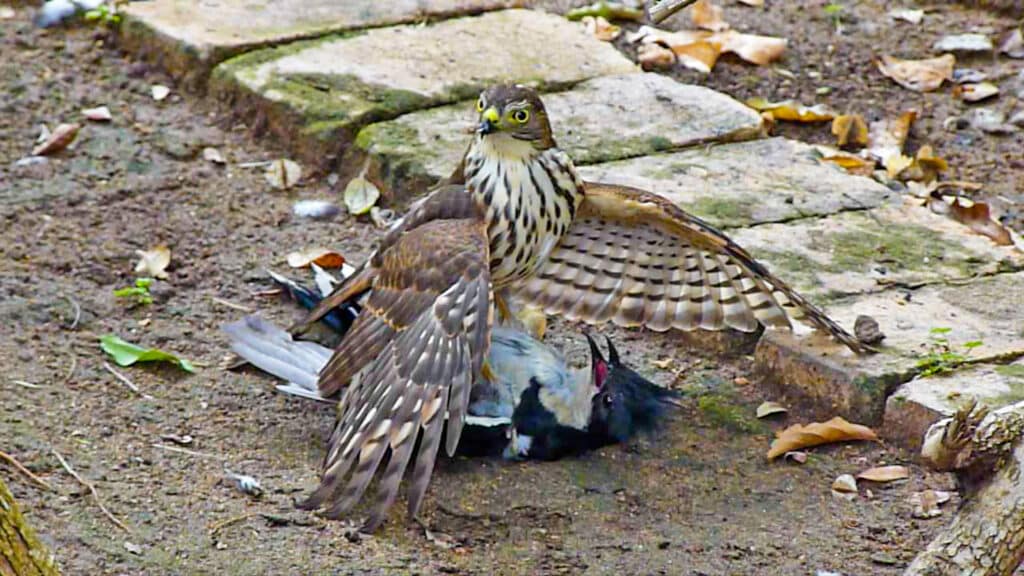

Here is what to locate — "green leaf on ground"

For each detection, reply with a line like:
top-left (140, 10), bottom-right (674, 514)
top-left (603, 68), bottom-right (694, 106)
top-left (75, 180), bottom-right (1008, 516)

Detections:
top-left (100, 335), bottom-right (195, 373)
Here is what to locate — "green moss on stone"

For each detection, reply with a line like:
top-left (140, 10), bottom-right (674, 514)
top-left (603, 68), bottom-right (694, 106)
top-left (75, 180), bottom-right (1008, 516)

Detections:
top-left (696, 395), bottom-right (765, 434)
top-left (354, 122), bottom-right (420, 153)
top-left (995, 364), bottom-right (1024, 380)
top-left (824, 224), bottom-right (964, 274)
top-left (684, 197), bottom-right (753, 228)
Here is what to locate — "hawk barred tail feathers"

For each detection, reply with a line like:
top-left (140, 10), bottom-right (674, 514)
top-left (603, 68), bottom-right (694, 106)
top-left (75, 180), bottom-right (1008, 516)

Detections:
top-left (513, 182), bottom-right (869, 355)
top-left (297, 217), bottom-right (493, 532)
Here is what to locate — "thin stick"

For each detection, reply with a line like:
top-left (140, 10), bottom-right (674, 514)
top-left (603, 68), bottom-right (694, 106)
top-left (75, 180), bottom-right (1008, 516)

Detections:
top-left (151, 443), bottom-right (226, 461)
top-left (61, 354), bottom-right (77, 386)
top-left (63, 294), bottom-right (81, 330)
top-left (0, 450), bottom-right (54, 491)
top-left (51, 449), bottom-right (129, 532)
top-left (211, 297), bottom-right (253, 312)
top-left (102, 362), bottom-right (154, 400)
top-left (209, 512), bottom-right (257, 537)
top-left (10, 379), bottom-right (41, 389)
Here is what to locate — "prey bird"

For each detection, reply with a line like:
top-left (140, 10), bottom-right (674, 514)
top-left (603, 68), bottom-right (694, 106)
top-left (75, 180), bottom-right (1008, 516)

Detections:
top-left (291, 84), bottom-right (867, 530)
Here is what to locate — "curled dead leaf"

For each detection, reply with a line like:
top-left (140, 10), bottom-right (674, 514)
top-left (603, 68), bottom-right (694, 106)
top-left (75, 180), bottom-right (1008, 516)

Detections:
top-left (265, 159), bottom-right (302, 190)
top-left (736, 0), bottom-right (763, 6)
top-left (286, 248), bottom-right (346, 269)
top-left (582, 16), bottom-right (621, 42)
top-left (202, 147), bottom-right (226, 165)
top-left (674, 40), bottom-right (721, 73)
top-left (32, 123), bottom-right (81, 156)
top-left (767, 416), bottom-right (878, 460)
top-left (819, 150), bottom-right (876, 176)
top-left (746, 98), bottom-right (835, 122)
top-left (899, 145), bottom-right (948, 183)
top-left (831, 114), bottom-right (869, 148)
top-left (82, 106), bottom-right (112, 122)
top-left (637, 43), bottom-right (677, 70)
top-left (629, 25), bottom-right (784, 70)
top-left (832, 474), bottom-right (858, 493)
top-left (343, 176), bottom-right (381, 216)
top-left (867, 111), bottom-right (917, 165)
top-left (755, 401), bottom-right (787, 419)
top-left (927, 193), bottom-right (1013, 246)
top-left (692, 0), bottom-right (729, 32)
top-left (910, 490), bottom-right (950, 519)
top-left (134, 245), bottom-right (171, 279)
top-left (783, 451), bottom-right (807, 464)
top-left (856, 465), bottom-right (909, 483)
top-left (715, 30), bottom-right (786, 66)
top-left (955, 82), bottom-right (999, 103)
top-left (876, 54), bottom-right (954, 92)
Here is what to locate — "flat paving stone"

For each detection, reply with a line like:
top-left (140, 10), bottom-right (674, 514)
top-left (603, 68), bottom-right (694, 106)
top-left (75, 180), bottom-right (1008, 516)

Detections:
top-left (729, 197), bottom-right (1024, 303)
top-left (755, 271), bottom-right (1024, 427)
top-left (884, 359), bottom-right (1024, 451)
top-left (578, 138), bottom-right (893, 229)
top-left (120, 0), bottom-right (520, 86)
top-left (348, 73), bottom-right (764, 202)
top-left (209, 9), bottom-right (637, 170)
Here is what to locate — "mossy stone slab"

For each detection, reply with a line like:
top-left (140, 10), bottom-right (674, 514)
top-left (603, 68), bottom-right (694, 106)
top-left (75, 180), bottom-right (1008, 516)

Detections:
top-left (884, 359), bottom-right (1024, 451)
top-left (755, 271), bottom-right (1024, 426)
top-left (120, 0), bottom-right (522, 87)
top-left (729, 200), bottom-right (1024, 303)
top-left (349, 73), bottom-right (764, 202)
top-left (578, 138), bottom-right (893, 229)
top-left (209, 9), bottom-right (636, 170)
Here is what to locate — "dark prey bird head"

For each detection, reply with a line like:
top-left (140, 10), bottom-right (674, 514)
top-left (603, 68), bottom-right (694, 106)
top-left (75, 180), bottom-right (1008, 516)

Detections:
top-left (475, 84), bottom-right (555, 149)
top-left (585, 334), bottom-right (682, 444)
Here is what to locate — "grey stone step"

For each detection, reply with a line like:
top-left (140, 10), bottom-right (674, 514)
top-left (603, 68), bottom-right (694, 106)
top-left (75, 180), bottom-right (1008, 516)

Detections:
top-left (578, 138), bottom-right (894, 229)
top-left (119, 0), bottom-right (521, 88)
top-left (348, 73), bottom-right (765, 203)
top-left (884, 359), bottom-right (1024, 451)
top-left (756, 270), bottom-right (1024, 427)
top-left (729, 200), bottom-right (1024, 303)
top-left (208, 9), bottom-right (637, 171)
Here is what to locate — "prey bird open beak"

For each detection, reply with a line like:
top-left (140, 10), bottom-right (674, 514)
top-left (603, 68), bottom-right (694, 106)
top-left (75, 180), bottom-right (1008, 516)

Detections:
top-left (479, 107), bottom-right (500, 134)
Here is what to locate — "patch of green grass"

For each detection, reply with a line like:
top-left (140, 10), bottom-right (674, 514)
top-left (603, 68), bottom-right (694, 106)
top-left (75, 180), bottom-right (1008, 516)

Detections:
top-left (113, 277), bottom-right (154, 305)
top-left (915, 327), bottom-right (981, 378)
top-left (697, 395), bottom-right (765, 434)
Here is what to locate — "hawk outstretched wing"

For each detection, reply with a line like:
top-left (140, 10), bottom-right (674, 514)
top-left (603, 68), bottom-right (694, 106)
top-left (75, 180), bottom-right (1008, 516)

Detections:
top-left (298, 216), bottom-right (493, 531)
top-left (512, 182), bottom-right (866, 354)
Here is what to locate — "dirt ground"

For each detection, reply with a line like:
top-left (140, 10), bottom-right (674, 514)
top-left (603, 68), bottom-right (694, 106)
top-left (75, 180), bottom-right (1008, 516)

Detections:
top-left (2, 2), bottom-right (1022, 575)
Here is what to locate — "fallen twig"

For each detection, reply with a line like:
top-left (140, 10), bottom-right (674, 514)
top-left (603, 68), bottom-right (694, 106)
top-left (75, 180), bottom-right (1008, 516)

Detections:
top-left (61, 354), bottom-right (77, 386)
top-left (63, 294), bottom-right (81, 330)
top-left (209, 512), bottom-right (257, 537)
top-left (102, 362), bottom-right (154, 400)
top-left (51, 449), bottom-right (129, 532)
top-left (151, 443), bottom-right (226, 460)
top-left (211, 297), bottom-right (253, 312)
top-left (0, 449), bottom-right (54, 491)
top-left (10, 379), bottom-right (41, 389)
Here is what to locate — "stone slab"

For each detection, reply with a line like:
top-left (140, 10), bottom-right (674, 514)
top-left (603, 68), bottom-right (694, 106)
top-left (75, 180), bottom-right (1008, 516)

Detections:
top-left (884, 359), bottom-right (1024, 451)
top-left (729, 197), bottom-right (1024, 303)
top-left (348, 73), bottom-right (765, 203)
top-left (755, 271), bottom-right (1024, 426)
top-left (119, 0), bottom-right (522, 87)
top-left (209, 9), bottom-right (637, 170)
top-left (578, 138), bottom-right (894, 229)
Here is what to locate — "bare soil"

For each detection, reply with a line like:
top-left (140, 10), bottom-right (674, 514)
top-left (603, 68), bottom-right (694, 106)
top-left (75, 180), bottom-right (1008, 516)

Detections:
top-left (2, 2), bottom-right (1021, 575)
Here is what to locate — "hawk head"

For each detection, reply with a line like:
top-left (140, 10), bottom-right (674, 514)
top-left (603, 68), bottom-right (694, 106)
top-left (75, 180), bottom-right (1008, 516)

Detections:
top-left (475, 84), bottom-right (555, 149)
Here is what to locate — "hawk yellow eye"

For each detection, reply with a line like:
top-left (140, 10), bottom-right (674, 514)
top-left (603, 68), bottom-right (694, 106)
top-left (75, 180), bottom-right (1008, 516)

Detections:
top-left (476, 98), bottom-right (485, 112)
top-left (512, 110), bottom-right (529, 123)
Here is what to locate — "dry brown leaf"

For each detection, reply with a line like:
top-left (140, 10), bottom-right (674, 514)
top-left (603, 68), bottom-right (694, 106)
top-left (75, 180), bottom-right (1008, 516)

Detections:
top-left (821, 153), bottom-right (876, 176)
top-left (955, 82), bottom-right (999, 102)
top-left (831, 114), bottom-right (869, 148)
top-left (32, 123), bottom-right (81, 156)
top-left (767, 416), bottom-right (878, 460)
top-left (832, 474), bottom-right (858, 493)
top-left (265, 159), bottom-right (302, 190)
top-left (927, 193), bottom-right (1013, 246)
top-left (745, 98), bottom-right (835, 122)
top-left (876, 54), bottom-right (955, 92)
top-left (286, 248), bottom-right (346, 269)
top-left (867, 111), bottom-right (917, 163)
top-left (134, 246), bottom-right (171, 279)
top-left (884, 153), bottom-right (914, 179)
top-left (756, 401), bottom-right (788, 419)
top-left (783, 451), bottom-right (807, 464)
top-left (857, 465), bottom-right (909, 483)
top-left (999, 28), bottom-right (1024, 59)
top-left (582, 16), bottom-right (621, 42)
top-left (673, 40), bottom-right (721, 73)
top-left (715, 30), bottom-right (786, 65)
top-left (637, 43), bottom-right (676, 70)
top-left (910, 490), bottom-right (950, 519)
top-left (899, 145), bottom-right (948, 182)
top-left (692, 0), bottom-right (729, 32)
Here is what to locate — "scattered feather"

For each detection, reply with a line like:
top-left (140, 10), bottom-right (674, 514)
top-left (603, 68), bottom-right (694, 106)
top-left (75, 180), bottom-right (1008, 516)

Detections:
top-left (888, 8), bottom-right (924, 25)
top-left (292, 199), bottom-right (340, 220)
top-left (225, 471), bottom-right (263, 497)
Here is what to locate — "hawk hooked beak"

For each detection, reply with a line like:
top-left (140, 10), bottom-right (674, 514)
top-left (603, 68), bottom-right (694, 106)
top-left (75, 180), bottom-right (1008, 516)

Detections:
top-left (479, 107), bottom-right (500, 135)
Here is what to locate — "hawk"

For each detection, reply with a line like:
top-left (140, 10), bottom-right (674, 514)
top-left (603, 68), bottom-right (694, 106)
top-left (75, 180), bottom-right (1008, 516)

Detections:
top-left (293, 84), bottom-right (867, 530)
